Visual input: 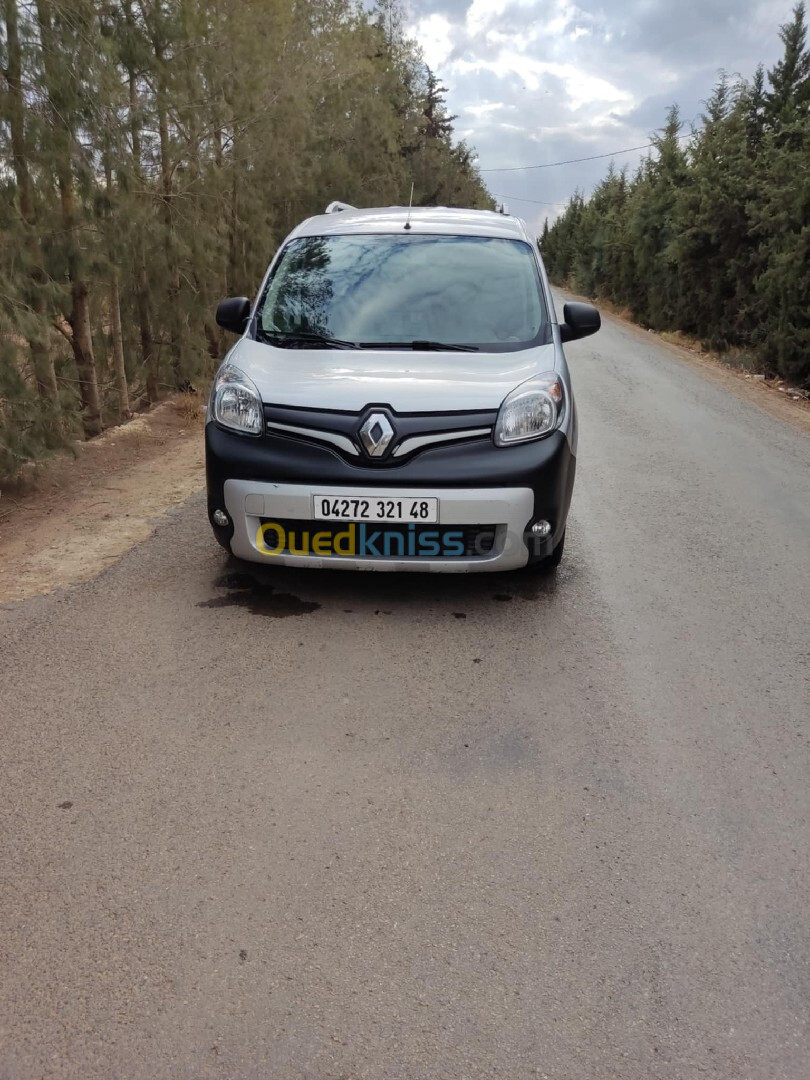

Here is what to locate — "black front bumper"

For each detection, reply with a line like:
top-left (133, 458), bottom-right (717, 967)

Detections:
top-left (205, 423), bottom-right (576, 562)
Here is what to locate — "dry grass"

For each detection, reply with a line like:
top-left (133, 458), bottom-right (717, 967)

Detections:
top-left (659, 329), bottom-right (705, 352)
top-left (1, 394), bottom-right (204, 499)
top-left (591, 297), bottom-right (635, 324)
top-left (174, 390), bottom-right (207, 426)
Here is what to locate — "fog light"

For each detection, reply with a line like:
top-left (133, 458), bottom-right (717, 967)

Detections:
top-left (531, 519), bottom-right (552, 539)
top-left (212, 509), bottom-right (229, 527)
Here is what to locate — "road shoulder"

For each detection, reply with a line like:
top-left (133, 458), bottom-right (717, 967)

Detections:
top-left (553, 286), bottom-right (810, 436)
top-left (0, 398), bottom-right (205, 605)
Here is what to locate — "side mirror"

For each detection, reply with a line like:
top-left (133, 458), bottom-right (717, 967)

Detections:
top-left (560, 301), bottom-right (601, 342)
top-left (216, 296), bottom-right (251, 335)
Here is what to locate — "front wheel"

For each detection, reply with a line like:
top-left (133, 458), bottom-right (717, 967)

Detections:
top-left (528, 529), bottom-right (565, 574)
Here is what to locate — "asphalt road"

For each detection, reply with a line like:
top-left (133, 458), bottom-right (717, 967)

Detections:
top-left (2, 303), bottom-right (809, 1079)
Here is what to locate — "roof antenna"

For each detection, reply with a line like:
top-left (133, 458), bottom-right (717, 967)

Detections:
top-left (404, 182), bottom-right (414, 231)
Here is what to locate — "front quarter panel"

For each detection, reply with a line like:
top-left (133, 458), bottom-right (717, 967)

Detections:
top-left (553, 340), bottom-right (577, 456)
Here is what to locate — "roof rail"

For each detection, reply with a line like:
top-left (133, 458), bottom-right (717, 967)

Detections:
top-left (324, 201), bottom-right (356, 214)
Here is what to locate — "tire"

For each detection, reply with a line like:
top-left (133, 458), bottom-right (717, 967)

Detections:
top-left (528, 528), bottom-right (565, 574)
top-left (211, 526), bottom-right (234, 553)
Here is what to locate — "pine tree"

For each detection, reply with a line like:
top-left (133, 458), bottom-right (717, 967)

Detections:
top-left (543, 8), bottom-right (810, 389)
top-left (1, 0), bottom-right (59, 410)
top-left (0, 0), bottom-right (494, 479)
top-left (752, 3), bottom-right (810, 384)
top-left (35, 0), bottom-right (103, 436)
top-left (765, 2), bottom-right (810, 128)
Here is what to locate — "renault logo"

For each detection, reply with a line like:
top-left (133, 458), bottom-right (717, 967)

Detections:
top-left (359, 412), bottom-right (395, 458)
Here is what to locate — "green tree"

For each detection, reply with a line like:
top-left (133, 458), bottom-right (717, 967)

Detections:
top-left (543, 6), bottom-right (810, 388)
top-left (0, 0), bottom-right (494, 479)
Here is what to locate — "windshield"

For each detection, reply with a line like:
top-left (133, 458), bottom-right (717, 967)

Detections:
top-left (257, 233), bottom-right (547, 350)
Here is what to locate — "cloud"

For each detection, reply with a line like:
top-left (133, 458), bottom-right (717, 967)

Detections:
top-left (404, 0), bottom-right (794, 229)
top-left (414, 12), bottom-right (456, 68)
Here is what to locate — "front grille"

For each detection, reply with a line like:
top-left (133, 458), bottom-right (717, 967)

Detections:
top-left (263, 404), bottom-right (497, 466)
top-left (258, 518), bottom-right (500, 559)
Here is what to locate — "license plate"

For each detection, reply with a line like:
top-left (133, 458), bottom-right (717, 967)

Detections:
top-left (313, 495), bottom-right (439, 523)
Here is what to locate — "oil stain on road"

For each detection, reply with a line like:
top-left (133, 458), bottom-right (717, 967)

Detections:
top-left (198, 572), bottom-right (321, 618)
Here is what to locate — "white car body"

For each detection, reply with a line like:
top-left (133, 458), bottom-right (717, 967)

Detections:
top-left (206, 205), bottom-right (600, 572)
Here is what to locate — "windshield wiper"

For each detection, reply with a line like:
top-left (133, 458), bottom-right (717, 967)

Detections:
top-left (258, 329), bottom-right (358, 350)
top-left (260, 330), bottom-right (479, 352)
top-left (363, 339), bottom-right (480, 352)
top-left (412, 340), bottom-right (479, 352)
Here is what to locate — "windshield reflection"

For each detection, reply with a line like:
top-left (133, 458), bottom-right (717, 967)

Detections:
top-left (258, 233), bottom-right (547, 350)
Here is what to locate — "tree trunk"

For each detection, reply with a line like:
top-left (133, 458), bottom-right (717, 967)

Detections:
top-left (139, 285), bottom-right (158, 403)
top-left (68, 276), bottom-right (103, 435)
top-left (30, 340), bottom-right (58, 402)
top-left (36, 0), bottom-right (102, 437)
top-left (155, 38), bottom-right (184, 389)
top-left (110, 275), bottom-right (131, 419)
top-left (103, 152), bottom-right (130, 420)
top-left (227, 170), bottom-right (241, 296)
top-left (57, 165), bottom-right (102, 436)
top-left (126, 33), bottom-right (158, 401)
top-left (2, 0), bottom-right (58, 406)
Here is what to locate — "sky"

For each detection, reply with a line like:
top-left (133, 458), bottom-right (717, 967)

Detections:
top-left (403, 0), bottom-right (794, 230)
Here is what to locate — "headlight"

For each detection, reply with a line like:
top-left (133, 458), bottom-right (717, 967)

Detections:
top-left (494, 373), bottom-right (564, 446)
top-left (211, 363), bottom-right (263, 436)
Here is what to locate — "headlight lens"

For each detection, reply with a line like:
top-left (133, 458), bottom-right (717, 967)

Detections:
top-left (494, 373), bottom-right (564, 446)
top-left (211, 363), bottom-right (263, 436)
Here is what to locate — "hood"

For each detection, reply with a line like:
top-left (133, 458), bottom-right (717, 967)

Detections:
top-left (227, 338), bottom-right (557, 413)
